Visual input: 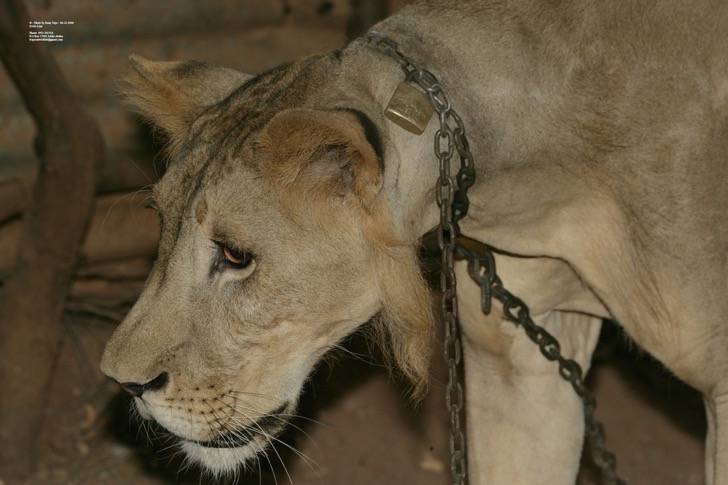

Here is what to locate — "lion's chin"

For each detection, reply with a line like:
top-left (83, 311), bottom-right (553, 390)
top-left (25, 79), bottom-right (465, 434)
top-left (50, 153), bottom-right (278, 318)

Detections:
top-left (151, 400), bottom-right (294, 476)
top-left (180, 439), bottom-right (265, 475)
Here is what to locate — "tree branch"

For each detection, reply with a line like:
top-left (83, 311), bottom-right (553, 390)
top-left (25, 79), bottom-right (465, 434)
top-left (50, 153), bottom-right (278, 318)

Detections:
top-left (0, 179), bottom-right (27, 223)
top-left (0, 0), bottom-right (103, 478)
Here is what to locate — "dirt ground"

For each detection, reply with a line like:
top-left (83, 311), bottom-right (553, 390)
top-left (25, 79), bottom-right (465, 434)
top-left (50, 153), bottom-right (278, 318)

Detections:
top-left (17, 303), bottom-right (704, 485)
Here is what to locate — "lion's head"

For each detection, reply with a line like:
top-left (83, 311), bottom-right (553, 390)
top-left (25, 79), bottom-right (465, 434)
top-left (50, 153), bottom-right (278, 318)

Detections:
top-left (100, 52), bottom-right (433, 474)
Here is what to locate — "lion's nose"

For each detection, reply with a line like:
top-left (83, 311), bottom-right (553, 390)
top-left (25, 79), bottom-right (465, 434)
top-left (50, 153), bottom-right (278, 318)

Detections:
top-left (119, 372), bottom-right (169, 397)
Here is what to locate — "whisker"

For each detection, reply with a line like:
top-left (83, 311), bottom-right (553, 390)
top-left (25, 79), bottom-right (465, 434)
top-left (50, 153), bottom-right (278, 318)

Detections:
top-left (329, 343), bottom-right (383, 367)
top-left (140, 418), bottom-right (152, 445)
top-left (225, 390), bottom-right (283, 402)
top-left (256, 453), bottom-right (263, 485)
top-left (214, 396), bottom-right (320, 475)
top-left (98, 184), bottom-right (155, 234)
top-left (220, 398), bottom-right (294, 485)
top-left (208, 399), bottom-right (288, 482)
top-left (221, 395), bottom-right (311, 433)
top-left (221, 394), bottom-right (323, 455)
top-left (178, 450), bottom-right (194, 475)
top-left (232, 457), bottom-right (241, 485)
top-left (205, 402), bottom-right (278, 485)
top-left (271, 413), bottom-right (329, 428)
top-left (224, 392), bottom-right (330, 427)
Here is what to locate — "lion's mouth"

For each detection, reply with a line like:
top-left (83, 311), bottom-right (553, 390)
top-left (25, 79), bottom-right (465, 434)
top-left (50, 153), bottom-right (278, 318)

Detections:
top-left (192, 402), bottom-right (290, 449)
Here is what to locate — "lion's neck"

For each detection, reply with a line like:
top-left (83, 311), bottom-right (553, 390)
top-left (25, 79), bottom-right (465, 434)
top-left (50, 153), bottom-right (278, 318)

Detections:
top-left (338, 12), bottom-right (495, 243)
top-left (339, 3), bottom-right (591, 254)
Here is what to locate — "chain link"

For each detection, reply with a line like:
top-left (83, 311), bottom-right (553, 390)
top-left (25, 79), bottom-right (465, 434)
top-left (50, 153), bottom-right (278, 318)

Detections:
top-left (459, 245), bottom-right (626, 485)
top-left (365, 32), bottom-right (625, 485)
top-left (364, 32), bottom-right (469, 485)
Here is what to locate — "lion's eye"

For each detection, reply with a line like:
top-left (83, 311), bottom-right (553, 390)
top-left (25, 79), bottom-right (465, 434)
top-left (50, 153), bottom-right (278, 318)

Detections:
top-left (219, 243), bottom-right (253, 269)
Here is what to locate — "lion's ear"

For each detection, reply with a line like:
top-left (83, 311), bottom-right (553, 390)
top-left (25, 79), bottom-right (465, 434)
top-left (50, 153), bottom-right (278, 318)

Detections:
top-left (121, 54), bottom-right (252, 154)
top-left (260, 108), bottom-right (384, 206)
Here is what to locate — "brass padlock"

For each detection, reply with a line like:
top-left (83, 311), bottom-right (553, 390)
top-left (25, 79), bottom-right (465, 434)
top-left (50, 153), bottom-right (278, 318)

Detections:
top-left (384, 81), bottom-right (434, 135)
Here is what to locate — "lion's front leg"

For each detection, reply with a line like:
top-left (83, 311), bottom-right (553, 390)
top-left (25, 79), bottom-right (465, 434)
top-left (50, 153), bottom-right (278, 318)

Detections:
top-left (455, 259), bottom-right (603, 485)
top-left (704, 390), bottom-right (728, 485)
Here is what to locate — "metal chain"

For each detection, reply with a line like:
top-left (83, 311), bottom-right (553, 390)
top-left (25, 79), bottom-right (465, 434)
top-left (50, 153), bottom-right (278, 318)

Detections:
top-left (458, 244), bottom-right (626, 485)
top-left (365, 32), bottom-right (625, 485)
top-left (364, 32), bottom-right (470, 485)
top-left (369, 34), bottom-right (475, 485)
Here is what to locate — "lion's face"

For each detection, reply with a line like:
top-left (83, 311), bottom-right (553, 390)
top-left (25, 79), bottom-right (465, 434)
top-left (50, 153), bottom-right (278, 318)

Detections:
top-left (103, 151), bottom-right (381, 471)
top-left (101, 55), bottom-right (432, 474)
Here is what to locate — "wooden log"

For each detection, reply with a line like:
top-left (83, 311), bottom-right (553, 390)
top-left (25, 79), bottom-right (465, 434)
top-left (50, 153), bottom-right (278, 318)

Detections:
top-left (0, 0), bottom-right (101, 476)
top-left (0, 178), bottom-right (26, 222)
top-left (81, 192), bottom-right (160, 262)
top-left (75, 256), bottom-right (153, 281)
top-left (0, 191), bottom-right (160, 275)
top-left (67, 257), bottom-right (154, 323)
top-left (0, 149), bottom-right (158, 221)
top-left (347, 0), bottom-right (388, 39)
top-left (24, 0), bottom-right (284, 43)
top-left (69, 278), bottom-right (146, 306)
top-left (1, 101), bottom-right (153, 176)
top-left (0, 23), bottom-right (347, 107)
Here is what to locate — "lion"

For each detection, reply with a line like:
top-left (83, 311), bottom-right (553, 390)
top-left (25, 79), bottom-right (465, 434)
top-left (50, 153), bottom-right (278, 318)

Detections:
top-left (101, 1), bottom-right (728, 483)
